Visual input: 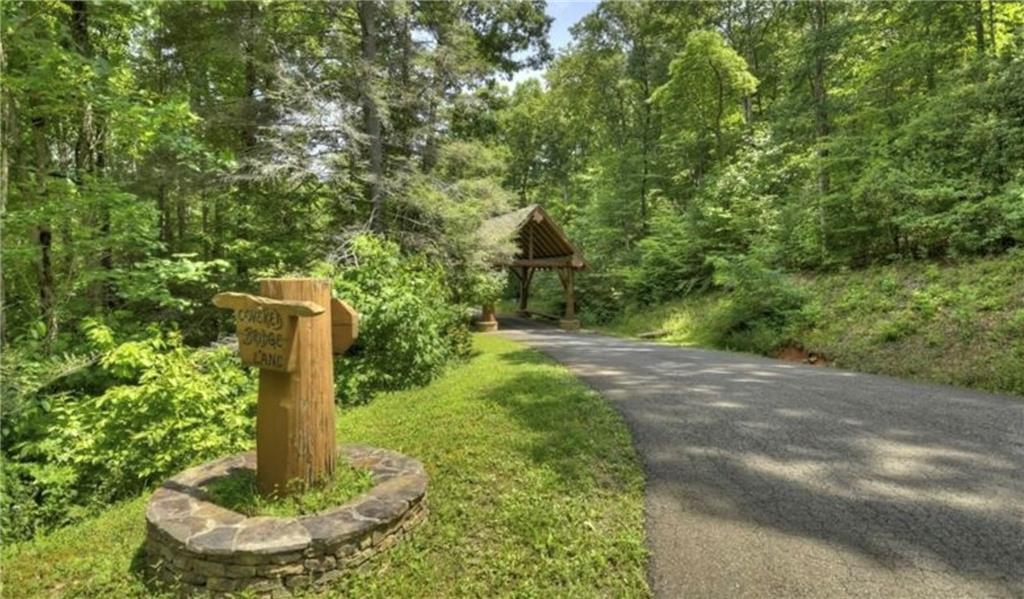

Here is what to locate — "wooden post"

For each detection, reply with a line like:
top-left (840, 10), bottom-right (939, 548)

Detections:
top-left (475, 303), bottom-right (498, 332)
top-left (213, 278), bottom-right (359, 497)
top-left (559, 268), bottom-right (579, 331)
top-left (564, 269), bottom-right (575, 320)
top-left (255, 278), bottom-right (335, 496)
top-left (517, 267), bottom-right (533, 316)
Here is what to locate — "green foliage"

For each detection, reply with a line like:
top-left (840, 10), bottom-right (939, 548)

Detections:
top-left (112, 254), bottom-right (231, 314)
top-left (51, 331), bottom-right (255, 493)
top-left (632, 209), bottom-right (710, 305)
top-left (204, 466), bottom-right (373, 518)
top-left (319, 234), bottom-right (472, 406)
top-left (0, 345), bottom-right (98, 445)
top-left (0, 459), bottom-right (84, 545)
top-left (399, 140), bottom-right (516, 307)
top-left (1, 0), bottom-right (554, 548)
top-left (802, 250), bottom-right (1024, 395)
top-left (498, 3), bottom-right (1024, 317)
top-left (651, 30), bottom-right (758, 187)
top-left (708, 256), bottom-right (812, 353)
top-left (3, 327), bottom-right (255, 541)
top-left (5, 0), bottom-right (1024, 557)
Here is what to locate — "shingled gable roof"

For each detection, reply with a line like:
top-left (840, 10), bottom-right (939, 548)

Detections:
top-left (479, 204), bottom-right (586, 270)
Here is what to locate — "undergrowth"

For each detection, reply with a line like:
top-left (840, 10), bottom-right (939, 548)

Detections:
top-left (598, 251), bottom-right (1024, 397)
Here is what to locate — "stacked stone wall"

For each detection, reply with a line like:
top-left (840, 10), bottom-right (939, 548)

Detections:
top-left (145, 445), bottom-right (428, 596)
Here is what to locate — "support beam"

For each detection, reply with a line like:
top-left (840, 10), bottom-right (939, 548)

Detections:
top-left (475, 303), bottom-right (498, 332)
top-left (507, 256), bottom-right (585, 269)
top-left (517, 267), bottom-right (533, 315)
top-left (558, 267), bottom-right (579, 331)
top-left (564, 268), bottom-right (575, 320)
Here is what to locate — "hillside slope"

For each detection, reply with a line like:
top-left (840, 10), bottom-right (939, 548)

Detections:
top-left (598, 251), bottom-right (1024, 397)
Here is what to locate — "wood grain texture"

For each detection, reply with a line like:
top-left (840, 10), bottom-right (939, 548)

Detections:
top-left (330, 298), bottom-right (359, 355)
top-left (212, 292), bottom-right (325, 317)
top-left (256, 278), bottom-right (335, 496)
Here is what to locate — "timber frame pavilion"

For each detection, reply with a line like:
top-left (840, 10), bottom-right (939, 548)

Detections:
top-left (478, 204), bottom-right (586, 331)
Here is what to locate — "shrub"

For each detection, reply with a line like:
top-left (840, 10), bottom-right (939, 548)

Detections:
top-left (872, 311), bottom-right (919, 343)
top-left (634, 210), bottom-right (712, 305)
top-left (0, 458), bottom-right (83, 543)
top-left (318, 234), bottom-right (472, 406)
top-left (9, 326), bottom-right (256, 536)
top-left (708, 255), bottom-right (812, 353)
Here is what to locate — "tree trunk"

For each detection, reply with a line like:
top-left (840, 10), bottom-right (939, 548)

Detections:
top-left (811, 0), bottom-right (831, 196)
top-left (69, 0), bottom-right (91, 169)
top-left (518, 267), bottom-right (533, 314)
top-left (712, 61), bottom-right (725, 159)
top-left (176, 194), bottom-right (187, 250)
top-left (241, 2), bottom-right (259, 152)
top-left (974, 0), bottom-right (986, 55)
top-left (68, 0), bottom-right (114, 307)
top-left (0, 31), bottom-right (8, 342)
top-left (397, 12), bottom-right (414, 157)
top-left (69, 0), bottom-right (93, 181)
top-left (99, 161), bottom-right (114, 308)
top-left (987, 0), bottom-right (996, 53)
top-left (638, 43), bottom-right (651, 236)
top-left (158, 183), bottom-right (171, 246)
top-left (201, 195), bottom-right (210, 259)
top-left (32, 112), bottom-right (56, 348)
top-left (562, 269), bottom-right (575, 321)
top-left (810, 0), bottom-right (831, 261)
top-left (212, 194), bottom-right (224, 259)
top-left (358, 1), bottom-right (384, 232)
top-left (232, 2), bottom-right (261, 277)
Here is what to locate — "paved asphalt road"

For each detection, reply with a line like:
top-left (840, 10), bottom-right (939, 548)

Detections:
top-left (498, 317), bottom-right (1024, 598)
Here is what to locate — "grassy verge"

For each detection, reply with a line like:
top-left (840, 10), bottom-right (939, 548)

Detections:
top-left (2, 335), bottom-right (649, 598)
top-left (596, 251), bottom-right (1024, 397)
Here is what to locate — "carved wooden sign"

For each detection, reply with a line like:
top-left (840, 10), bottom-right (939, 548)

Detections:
top-left (213, 292), bottom-right (324, 372)
top-left (331, 298), bottom-right (359, 355)
top-left (212, 279), bottom-right (361, 496)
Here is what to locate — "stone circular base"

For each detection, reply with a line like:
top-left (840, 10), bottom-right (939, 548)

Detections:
top-left (559, 319), bottom-right (581, 331)
top-left (473, 320), bottom-right (498, 332)
top-left (145, 445), bottom-right (428, 596)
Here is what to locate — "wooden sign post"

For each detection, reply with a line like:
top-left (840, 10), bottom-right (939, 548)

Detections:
top-left (213, 278), bottom-right (359, 496)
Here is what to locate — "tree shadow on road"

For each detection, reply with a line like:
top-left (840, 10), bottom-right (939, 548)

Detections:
top-left (501, 326), bottom-right (1024, 595)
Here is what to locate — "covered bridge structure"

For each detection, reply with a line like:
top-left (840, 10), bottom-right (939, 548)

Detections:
top-left (478, 204), bottom-right (586, 331)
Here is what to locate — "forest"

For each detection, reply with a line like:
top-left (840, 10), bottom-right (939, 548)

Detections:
top-left (2, 0), bottom-right (1023, 548)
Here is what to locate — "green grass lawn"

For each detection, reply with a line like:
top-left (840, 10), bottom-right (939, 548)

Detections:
top-left (204, 465), bottom-right (374, 518)
top-left (1, 335), bottom-right (650, 598)
top-left (596, 252), bottom-right (1024, 398)
top-left (591, 293), bottom-right (723, 348)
